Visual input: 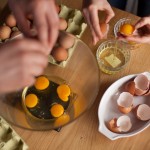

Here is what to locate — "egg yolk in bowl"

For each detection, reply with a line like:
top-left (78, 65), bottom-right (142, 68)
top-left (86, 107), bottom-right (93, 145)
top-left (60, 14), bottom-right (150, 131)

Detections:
top-left (50, 104), bottom-right (64, 118)
top-left (25, 94), bottom-right (38, 108)
top-left (34, 76), bottom-right (50, 90)
top-left (120, 23), bottom-right (135, 36)
top-left (57, 84), bottom-right (71, 102)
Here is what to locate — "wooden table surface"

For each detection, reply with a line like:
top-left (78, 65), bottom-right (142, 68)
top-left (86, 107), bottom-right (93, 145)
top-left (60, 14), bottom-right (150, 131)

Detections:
top-left (1, 0), bottom-right (150, 150)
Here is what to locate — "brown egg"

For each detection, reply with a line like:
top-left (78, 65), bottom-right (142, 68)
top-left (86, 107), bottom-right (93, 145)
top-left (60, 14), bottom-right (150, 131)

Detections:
top-left (100, 23), bottom-right (109, 38)
top-left (56, 4), bottom-right (61, 13)
top-left (0, 25), bottom-right (11, 40)
top-left (51, 46), bottom-right (68, 62)
top-left (11, 30), bottom-right (21, 38)
top-left (59, 18), bottom-right (68, 30)
top-left (5, 14), bottom-right (17, 27)
top-left (58, 32), bottom-right (75, 49)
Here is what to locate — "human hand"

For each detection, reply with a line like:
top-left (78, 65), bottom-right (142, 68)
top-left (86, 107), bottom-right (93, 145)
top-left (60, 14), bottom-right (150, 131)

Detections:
top-left (0, 39), bottom-right (48, 94)
top-left (8, 0), bottom-right (59, 52)
top-left (118, 17), bottom-right (150, 43)
top-left (82, 0), bottom-right (115, 45)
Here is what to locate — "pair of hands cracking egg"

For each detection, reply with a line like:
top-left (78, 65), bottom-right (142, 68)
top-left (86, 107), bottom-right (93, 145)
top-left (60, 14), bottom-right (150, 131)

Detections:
top-left (108, 74), bottom-right (150, 133)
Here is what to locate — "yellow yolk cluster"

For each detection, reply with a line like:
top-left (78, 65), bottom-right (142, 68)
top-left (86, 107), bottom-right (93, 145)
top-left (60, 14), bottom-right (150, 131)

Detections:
top-left (57, 84), bottom-right (71, 102)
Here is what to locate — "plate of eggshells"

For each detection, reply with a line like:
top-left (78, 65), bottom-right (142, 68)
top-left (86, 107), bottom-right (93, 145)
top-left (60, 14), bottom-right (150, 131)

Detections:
top-left (98, 72), bottom-right (150, 140)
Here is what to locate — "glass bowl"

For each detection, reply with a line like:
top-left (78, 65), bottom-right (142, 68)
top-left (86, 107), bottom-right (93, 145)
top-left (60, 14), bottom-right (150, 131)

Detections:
top-left (0, 34), bottom-right (100, 131)
top-left (96, 40), bottom-right (130, 75)
top-left (114, 18), bottom-right (141, 50)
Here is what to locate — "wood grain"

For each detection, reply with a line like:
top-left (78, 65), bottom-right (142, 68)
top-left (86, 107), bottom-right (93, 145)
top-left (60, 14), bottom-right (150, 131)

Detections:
top-left (1, 0), bottom-right (150, 150)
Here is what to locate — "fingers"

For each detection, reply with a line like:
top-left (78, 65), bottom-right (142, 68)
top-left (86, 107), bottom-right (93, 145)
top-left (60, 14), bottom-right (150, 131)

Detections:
top-left (135, 17), bottom-right (150, 29)
top-left (124, 35), bottom-right (150, 43)
top-left (105, 5), bottom-right (115, 23)
top-left (12, 7), bottom-right (31, 37)
top-left (33, 9), bottom-right (48, 48)
top-left (83, 8), bottom-right (99, 45)
top-left (13, 38), bottom-right (47, 55)
top-left (0, 39), bottom-right (48, 69)
top-left (88, 6), bottom-right (102, 39)
top-left (46, 1), bottom-right (59, 53)
top-left (0, 39), bottom-right (49, 93)
top-left (118, 33), bottom-right (150, 43)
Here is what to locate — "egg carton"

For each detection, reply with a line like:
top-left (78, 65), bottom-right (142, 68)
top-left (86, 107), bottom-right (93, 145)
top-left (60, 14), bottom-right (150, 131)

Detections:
top-left (59, 4), bottom-right (87, 38)
top-left (48, 38), bottom-right (77, 67)
top-left (0, 117), bottom-right (29, 150)
top-left (49, 5), bottom-right (87, 67)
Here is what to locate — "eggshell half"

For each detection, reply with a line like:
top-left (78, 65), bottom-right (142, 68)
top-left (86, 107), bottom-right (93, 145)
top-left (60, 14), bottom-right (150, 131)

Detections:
top-left (117, 92), bottom-right (133, 114)
top-left (108, 115), bottom-right (132, 133)
top-left (125, 81), bottom-right (135, 95)
top-left (108, 118), bottom-right (120, 133)
top-left (134, 74), bottom-right (149, 95)
top-left (116, 115), bottom-right (132, 132)
top-left (135, 104), bottom-right (150, 121)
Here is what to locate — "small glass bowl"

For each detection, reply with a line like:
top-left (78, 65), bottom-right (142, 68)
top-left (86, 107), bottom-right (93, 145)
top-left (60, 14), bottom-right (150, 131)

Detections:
top-left (96, 40), bottom-right (130, 75)
top-left (114, 18), bottom-right (141, 50)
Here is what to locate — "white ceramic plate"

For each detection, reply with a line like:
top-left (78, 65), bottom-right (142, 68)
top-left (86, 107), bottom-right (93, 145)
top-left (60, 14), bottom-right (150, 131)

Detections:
top-left (98, 72), bottom-right (150, 140)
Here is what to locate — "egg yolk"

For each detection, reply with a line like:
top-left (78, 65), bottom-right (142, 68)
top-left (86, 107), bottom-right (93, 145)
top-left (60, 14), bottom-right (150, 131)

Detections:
top-left (54, 114), bottom-right (70, 127)
top-left (34, 76), bottom-right (49, 90)
top-left (25, 94), bottom-right (38, 108)
top-left (58, 94), bottom-right (69, 102)
top-left (57, 84), bottom-right (71, 102)
top-left (50, 104), bottom-right (64, 118)
top-left (120, 24), bottom-right (134, 36)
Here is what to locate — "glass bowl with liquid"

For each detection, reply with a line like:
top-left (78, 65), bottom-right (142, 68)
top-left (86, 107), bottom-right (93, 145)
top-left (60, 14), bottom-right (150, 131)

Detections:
top-left (0, 33), bottom-right (100, 131)
top-left (114, 18), bottom-right (141, 50)
top-left (96, 40), bottom-right (130, 74)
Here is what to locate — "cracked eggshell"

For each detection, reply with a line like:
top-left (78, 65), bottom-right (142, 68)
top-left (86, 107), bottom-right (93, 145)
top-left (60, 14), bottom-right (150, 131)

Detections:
top-left (108, 116), bottom-right (132, 133)
top-left (98, 72), bottom-right (150, 140)
top-left (134, 74), bottom-right (149, 96)
top-left (116, 116), bottom-right (132, 132)
top-left (117, 92), bottom-right (133, 114)
top-left (125, 81), bottom-right (135, 95)
top-left (135, 104), bottom-right (150, 121)
top-left (108, 118), bottom-right (120, 133)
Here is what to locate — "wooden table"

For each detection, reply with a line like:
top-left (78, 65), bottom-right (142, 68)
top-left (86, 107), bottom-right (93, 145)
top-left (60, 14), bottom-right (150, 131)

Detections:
top-left (1, 0), bottom-right (150, 150)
